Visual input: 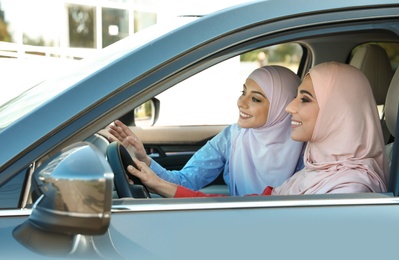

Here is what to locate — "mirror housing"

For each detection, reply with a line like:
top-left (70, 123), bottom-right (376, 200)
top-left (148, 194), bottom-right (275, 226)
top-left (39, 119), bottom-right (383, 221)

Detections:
top-left (13, 142), bottom-right (114, 256)
top-left (27, 142), bottom-right (113, 235)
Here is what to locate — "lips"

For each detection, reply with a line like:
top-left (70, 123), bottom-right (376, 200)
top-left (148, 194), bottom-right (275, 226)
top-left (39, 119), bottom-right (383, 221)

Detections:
top-left (291, 120), bottom-right (302, 126)
top-left (240, 111), bottom-right (252, 118)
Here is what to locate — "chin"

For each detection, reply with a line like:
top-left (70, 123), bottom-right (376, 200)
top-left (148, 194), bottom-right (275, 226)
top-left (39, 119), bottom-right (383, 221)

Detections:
top-left (290, 134), bottom-right (303, 142)
top-left (237, 122), bottom-right (250, 128)
top-left (291, 135), bottom-right (310, 143)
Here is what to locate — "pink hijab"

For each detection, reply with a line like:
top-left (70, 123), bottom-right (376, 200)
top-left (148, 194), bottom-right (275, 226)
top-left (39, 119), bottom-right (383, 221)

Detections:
top-left (273, 62), bottom-right (388, 195)
top-left (229, 66), bottom-right (303, 196)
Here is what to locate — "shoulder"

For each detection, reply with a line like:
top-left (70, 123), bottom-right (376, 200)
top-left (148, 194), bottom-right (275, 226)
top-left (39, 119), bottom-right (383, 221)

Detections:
top-left (214, 124), bottom-right (240, 139)
top-left (228, 123), bottom-right (243, 138)
top-left (225, 124), bottom-right (240, 133)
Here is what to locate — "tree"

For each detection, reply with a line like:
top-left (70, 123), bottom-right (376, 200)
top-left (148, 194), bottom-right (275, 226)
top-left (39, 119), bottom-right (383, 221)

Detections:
top-left (0, 16), bottom-right (12, 42)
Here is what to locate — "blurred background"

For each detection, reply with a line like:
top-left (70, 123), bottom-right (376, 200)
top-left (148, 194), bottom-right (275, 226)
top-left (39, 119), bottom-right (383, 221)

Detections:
top-left (0, 0), bottom-right (252, 105)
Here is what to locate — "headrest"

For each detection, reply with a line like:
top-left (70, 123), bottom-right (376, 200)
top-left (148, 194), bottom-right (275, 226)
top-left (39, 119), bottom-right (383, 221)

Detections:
top-left (385, 67), bottom-right (399, 137)
top-left (350, 44), bottom-right (393, 105)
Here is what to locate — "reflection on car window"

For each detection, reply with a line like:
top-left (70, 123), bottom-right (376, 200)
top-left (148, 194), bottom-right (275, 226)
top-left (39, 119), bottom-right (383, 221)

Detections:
top-left (0, 169), bottom-right (26, 209)
top-left (154, 43), bottom-right (303, 126)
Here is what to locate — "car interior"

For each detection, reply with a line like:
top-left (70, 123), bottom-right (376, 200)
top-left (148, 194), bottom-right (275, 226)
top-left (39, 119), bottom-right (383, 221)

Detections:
top-left (384, 65), bottom-right (399, 194)
top-left (350, 44), bottom-right (393, 143)
top-left (83, 41), bottom-right (399, 200)
top-left (350, 43), bottom-right (399, 195)
top-left (22, 41), bottom-right (399, 204)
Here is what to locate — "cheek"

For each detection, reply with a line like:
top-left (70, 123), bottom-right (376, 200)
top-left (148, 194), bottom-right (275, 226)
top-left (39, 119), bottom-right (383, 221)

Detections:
top-left (263, 110), bottom-right (269, 124)
top-left (255, 105), bottom-right (269, 125)
top-left (306, 108), bottom-right (319, 138)
top-left (310, 107), bottom-right (319, 127)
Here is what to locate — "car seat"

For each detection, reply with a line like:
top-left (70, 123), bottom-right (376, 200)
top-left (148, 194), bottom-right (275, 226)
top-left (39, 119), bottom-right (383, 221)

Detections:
top-left (384, 67), bottom-right (399, 194)
top-left (350, 44), bottom-right (394, 143)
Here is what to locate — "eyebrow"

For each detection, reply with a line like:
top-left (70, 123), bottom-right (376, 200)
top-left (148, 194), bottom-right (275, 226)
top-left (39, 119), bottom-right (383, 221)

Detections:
top-left (299, 89), bottom-right (314, 97)
top-left (243, 84), bottom-right (267, 98)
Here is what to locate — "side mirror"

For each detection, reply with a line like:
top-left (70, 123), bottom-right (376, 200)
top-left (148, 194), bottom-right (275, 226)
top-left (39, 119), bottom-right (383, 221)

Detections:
top-left (118, 97), bottom-right (160, 127)
top-left (13, 142), bottom-right (114, 255)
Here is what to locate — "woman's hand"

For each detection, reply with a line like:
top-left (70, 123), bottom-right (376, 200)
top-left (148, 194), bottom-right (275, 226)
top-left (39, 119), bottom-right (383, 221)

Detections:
top-left (108, 120), bottom-right (151, 166)
top-left (127, 158), bottom-right (178, 198)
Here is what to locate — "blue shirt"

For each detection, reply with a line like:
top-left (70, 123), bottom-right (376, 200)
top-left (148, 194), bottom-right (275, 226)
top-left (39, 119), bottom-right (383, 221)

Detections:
top-left (149, 125), bottom-right (305, 193)
top-left (150, 125), bottom-right (233, 191)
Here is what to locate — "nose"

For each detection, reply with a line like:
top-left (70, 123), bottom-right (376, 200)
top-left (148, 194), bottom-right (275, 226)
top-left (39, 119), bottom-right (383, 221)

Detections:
top-left (285, 98), bottom-right (298, 114)
top-left (237, 95), bottom-right (248, 108)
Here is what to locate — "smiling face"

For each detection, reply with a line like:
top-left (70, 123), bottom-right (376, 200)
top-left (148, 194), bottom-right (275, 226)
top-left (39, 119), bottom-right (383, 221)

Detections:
top-left (285, 74), bottom-right (319, 142)
top-left (237, 78), bottom-right (270, 128)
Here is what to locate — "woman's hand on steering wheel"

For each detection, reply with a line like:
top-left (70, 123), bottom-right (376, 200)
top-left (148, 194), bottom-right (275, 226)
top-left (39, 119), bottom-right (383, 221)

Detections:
top-left (127, 158), bottom-right (178, 198)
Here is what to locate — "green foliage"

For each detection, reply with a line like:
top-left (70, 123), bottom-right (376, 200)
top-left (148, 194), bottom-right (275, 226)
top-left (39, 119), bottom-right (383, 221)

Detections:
top-left (378, 42), bottom-right (399, 70)
top-left (240, 43), bottom-right (302, 63)
top-left (0, 17), bottom-right (12, 42)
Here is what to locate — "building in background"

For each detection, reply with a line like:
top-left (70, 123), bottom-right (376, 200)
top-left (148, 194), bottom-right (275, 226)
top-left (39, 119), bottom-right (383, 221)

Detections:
top-left (0, 0), bottom-right (169, 60)
top-left (0, 0), bottom-right (183, 104)
top-left (0, 0), bottom-right (248, 60)
top-left (0, 0), bottom-right (249, 105)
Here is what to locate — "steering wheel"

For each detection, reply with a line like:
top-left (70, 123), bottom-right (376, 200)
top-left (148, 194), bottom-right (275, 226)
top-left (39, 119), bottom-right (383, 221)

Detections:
top-left (106, 142), bottom-right (151, 198)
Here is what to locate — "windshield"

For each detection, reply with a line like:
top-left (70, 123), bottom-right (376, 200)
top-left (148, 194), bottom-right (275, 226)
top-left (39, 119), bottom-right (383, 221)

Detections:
top-left (0, 17), bottom-right (196, 131)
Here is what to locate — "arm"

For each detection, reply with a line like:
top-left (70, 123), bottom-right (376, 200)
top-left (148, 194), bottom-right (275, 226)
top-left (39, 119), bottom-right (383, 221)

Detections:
top-left (128, 159), bottom-right (274, 198)
top-left (127, 158), bottom-right (178, 198)
top-left (158, 126), bottom-right (232, 190)
top-left (125, 124), bottom-right (231, 190)
top-left (152, 139), bottom-right (227, 190)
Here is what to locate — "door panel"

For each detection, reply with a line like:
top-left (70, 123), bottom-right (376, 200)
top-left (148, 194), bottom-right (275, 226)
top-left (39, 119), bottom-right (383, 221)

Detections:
top-left (131, 125), bottom-right (227, 145)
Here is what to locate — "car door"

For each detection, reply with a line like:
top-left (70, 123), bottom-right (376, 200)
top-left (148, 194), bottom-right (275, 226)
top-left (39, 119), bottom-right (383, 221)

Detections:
top-left (107, 194), bottom-right (399, 260)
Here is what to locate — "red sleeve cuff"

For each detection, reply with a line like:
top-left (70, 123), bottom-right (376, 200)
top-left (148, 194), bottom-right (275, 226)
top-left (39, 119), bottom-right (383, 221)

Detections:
top-left (175, 186), bottom-right (207, 198)
top-left (174, 186), bottom-right (230, 198)
top-left (174, 186), bottom-right (273, 198)
top-left (262, 186), bottom-right (273, 195)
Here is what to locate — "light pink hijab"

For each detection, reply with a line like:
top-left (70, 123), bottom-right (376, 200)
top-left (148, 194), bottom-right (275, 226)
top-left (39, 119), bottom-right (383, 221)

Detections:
top-left (273, 62), bottom-right (388, 195)
top-left (229, 66), bottom-right (303, 196)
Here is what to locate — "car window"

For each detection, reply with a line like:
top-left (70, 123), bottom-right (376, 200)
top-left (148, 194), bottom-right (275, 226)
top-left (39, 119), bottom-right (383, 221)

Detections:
top-left (153, 43), bottom-right (303, 126)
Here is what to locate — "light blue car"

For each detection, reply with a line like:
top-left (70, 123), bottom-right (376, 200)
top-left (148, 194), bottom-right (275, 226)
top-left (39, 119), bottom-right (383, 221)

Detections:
top-left (1, 0), bottom-right (399, 259)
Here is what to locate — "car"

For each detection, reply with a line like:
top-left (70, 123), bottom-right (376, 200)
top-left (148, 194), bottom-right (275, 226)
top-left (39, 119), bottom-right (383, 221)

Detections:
top-left (1, 0), bottom-right (399, 259)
